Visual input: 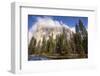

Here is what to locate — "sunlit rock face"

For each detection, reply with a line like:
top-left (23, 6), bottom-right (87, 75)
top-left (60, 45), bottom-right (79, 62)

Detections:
top-left (28, 17), bottom-right (75, 45)
top-left (31, 24), bottom-right (74, 46)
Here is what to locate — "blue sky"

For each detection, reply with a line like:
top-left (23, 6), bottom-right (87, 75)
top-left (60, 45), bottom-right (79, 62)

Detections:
top-left (28, 15), bottom-right (88, 30)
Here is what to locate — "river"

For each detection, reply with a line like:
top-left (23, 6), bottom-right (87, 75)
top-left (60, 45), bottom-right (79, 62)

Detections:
top-left (28, 55), bottom-right (49, 61)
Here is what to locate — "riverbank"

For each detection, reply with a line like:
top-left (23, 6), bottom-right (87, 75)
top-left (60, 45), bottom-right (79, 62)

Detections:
top-left (28, 53), bottom-right (87, 61)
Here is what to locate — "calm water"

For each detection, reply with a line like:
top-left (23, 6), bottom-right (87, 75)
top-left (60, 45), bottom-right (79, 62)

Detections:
top-left (28, 55), bottom-right (48, 61)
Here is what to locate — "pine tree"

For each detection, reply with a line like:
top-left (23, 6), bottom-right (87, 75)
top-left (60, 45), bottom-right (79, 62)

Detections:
top-left (41, 36), bottom-right (46, 51)
top-left (75, 24), bottom-right (79, 33)
top-left (61, 27), bottom-right (68, 55)
top-left (70, 33), bottom-right (76, 54)
top-left (36, 40), bottom-right (41, 55)
top-left (74, 19), bottom-right (88, 57)
top-left (78, 19), bottom-right (88, 55)
top-left (46, 39), bottom-right (50, 54)
top-left (75, 21), bottom-right (83, 54)
top-left (55, 34), bottom-right (62, 55)
top-left (79, 19), bottom-right (87, 36)
top-left (49, 33), bottom-right (55, 54)
top-left (55, 27), bottom-right (68, 55)
top-left (28, 37), bottom-right (36, 55)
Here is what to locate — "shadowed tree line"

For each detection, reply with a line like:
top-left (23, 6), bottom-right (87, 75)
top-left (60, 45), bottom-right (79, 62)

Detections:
top-left (28, 19), bottom-right (88, 59)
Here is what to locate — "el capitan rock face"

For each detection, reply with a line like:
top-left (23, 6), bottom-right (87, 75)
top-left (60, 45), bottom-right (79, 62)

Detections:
top-left (30, 23), bottom-right (74, 46)
top-left (28, 17), bottom-right (75, 44)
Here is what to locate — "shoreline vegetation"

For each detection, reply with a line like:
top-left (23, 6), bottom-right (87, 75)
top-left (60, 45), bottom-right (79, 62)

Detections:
top-left (28, 53), bottom-right (87, 60)
top-left (28, 19), bottom-right (88, 61)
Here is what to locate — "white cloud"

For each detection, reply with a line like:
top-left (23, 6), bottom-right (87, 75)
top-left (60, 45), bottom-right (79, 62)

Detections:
top-left (70, 27), bottom-right (75, 33)
top-left (37, 17), bottom-right (62, 28)
top-left (28, 17), bottom-right (75, 44)
top-left (29, 30), bottom-right (33, 44)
